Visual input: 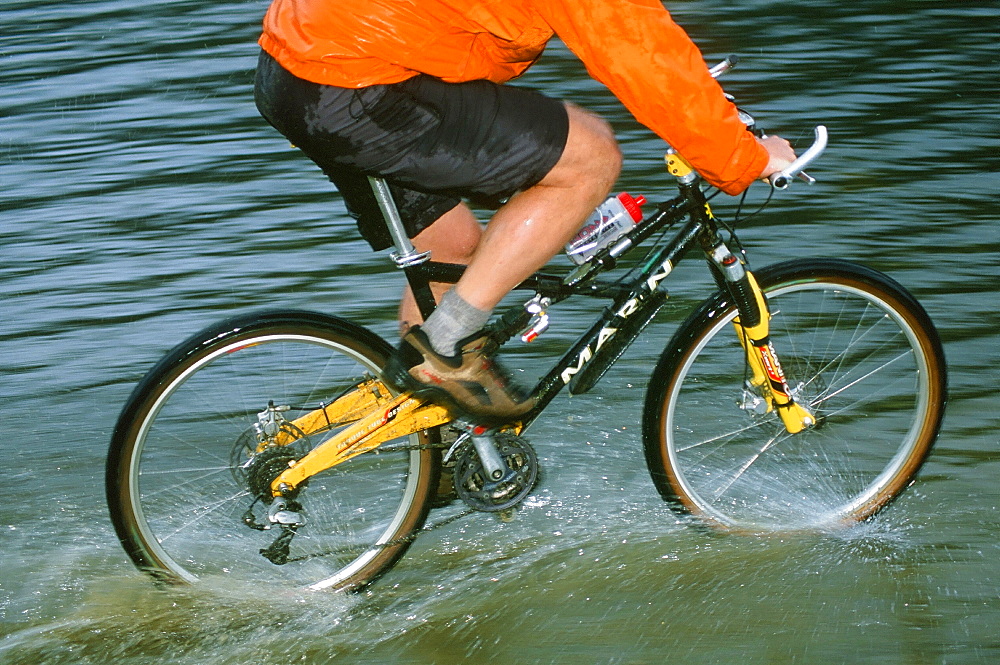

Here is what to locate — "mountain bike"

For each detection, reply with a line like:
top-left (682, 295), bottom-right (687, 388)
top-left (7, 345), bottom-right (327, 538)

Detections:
top-left (106, 60), bottom-right (947, 592)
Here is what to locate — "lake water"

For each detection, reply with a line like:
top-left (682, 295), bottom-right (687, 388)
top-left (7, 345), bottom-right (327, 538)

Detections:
top-left (2, 1), bottom-right (999, 663)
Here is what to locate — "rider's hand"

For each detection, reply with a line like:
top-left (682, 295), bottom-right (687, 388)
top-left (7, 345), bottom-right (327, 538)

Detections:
top-left (757, 135), bottom-right (797, 179)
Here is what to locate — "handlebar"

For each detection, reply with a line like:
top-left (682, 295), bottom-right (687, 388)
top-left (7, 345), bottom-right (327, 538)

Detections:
top-left (768, 125), bottom-right (828, 190)
top-left (708, 56), bottom-right (827, 190)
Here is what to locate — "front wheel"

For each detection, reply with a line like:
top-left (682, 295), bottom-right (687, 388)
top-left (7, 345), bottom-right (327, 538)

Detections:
top-left (106, 310), bottom-right (441, 592)
top-left (643, 259), bottom-right (946, 529)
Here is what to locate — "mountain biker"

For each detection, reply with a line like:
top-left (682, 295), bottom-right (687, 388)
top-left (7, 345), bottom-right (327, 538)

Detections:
top-left (254, 0), bottom-right (797, 425)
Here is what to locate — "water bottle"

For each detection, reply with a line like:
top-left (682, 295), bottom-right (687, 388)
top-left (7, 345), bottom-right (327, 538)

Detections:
top-left (564, 192), bottom-right (647, 265)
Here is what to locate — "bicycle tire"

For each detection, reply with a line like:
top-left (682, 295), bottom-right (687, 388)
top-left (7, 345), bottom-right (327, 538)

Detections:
top-left (642, 259), bottom-right (946, 529)
top-left (106, 310), bottom-right (441, 592)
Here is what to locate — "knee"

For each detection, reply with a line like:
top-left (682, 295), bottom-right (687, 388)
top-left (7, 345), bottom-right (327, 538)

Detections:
top-left (587, 114), bottom-right (623, 181)
top-left (600, 132), bottom-right (624, 186)
top-left (448, 224), bottom-right (481, 263)
top-left (413, 203), bottom-right (482, 263)
top-left (554, 104), bottom-right (623, 192)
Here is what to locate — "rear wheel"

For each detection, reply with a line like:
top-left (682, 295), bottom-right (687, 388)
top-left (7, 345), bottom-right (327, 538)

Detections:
top-left (106, 310), bottom-right (440, 592)
top-left (643, 260), bottom-right (946, 529)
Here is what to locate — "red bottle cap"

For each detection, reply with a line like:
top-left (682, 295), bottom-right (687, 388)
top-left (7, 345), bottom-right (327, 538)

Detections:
top-left (617, 193), bottom-right (647, 222)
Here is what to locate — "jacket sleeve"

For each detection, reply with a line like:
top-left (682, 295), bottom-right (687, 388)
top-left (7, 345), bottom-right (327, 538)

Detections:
top-left (534, 0), bottom-right (768, 195)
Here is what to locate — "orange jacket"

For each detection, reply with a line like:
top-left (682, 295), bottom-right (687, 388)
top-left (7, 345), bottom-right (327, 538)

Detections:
top-left (259, 0), bottom-right (768, 194)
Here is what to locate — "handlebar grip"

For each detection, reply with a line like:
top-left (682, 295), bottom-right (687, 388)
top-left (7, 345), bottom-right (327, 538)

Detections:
top-left (709, 55), bottom-right (739, 79)
top-left (769, 125), bottom-right (828, 190)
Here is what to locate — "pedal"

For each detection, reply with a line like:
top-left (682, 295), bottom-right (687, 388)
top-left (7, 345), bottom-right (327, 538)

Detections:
top-left (496, 507), bottom-right (517, 523)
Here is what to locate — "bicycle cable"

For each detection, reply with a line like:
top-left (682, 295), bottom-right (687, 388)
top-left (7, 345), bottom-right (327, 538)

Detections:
top-left (718, 184), bottom-right (775, 268)
top-left (732, 183), bottom-right (774, 227)
top-left (590, 181), bottom-right (773, 293)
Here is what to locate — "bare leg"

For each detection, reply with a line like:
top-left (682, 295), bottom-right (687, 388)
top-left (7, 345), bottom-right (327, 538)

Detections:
top-left (396, 103), bottom-right (621, 332)
top-left (397, 202), bottom-right (481, 335)
top-left (455, 103), bottom-right (621, 311)
top-left (385, 104), bottom-right (621, 421)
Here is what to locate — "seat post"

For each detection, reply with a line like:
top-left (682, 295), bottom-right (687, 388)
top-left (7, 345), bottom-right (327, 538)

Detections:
top-left (368, 177), bottom-right (431, 267)
top-left (368, 176), bottom-right (437, 320)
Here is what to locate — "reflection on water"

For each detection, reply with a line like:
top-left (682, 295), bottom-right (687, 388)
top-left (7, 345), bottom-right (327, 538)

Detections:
top-left (2, 0), bottom-right (999, 663)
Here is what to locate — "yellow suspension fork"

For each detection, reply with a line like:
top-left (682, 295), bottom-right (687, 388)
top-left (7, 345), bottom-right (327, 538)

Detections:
top-left (262, 379), bottom-right (453, 497)
top-left (709, 238), bottom-right (815, 434)
top-left (668, 149), bottom-right (813, 434)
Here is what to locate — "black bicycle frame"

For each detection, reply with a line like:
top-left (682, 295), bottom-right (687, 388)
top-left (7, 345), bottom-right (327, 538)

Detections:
top-left (374, 176), bottom-right (727, 430)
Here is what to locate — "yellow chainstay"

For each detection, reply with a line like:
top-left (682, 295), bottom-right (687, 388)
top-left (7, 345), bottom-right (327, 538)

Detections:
top-left (268, 379), bottom-right (452, 495)
top-left (732, 271), bottom-right (815, 434)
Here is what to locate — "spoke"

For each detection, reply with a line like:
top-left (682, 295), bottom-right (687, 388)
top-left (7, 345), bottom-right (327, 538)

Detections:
top-left (674, 411), bottom-right (780, 453)
top-left (147, 424), bottom-right (234, 467)
top-left (709, 429), bottom-right (785, 502)
top-left (795, 314), bottom-right (899, 396)
top-left (812, 349), bottom-right (913, 407)
top-left (140, 465), bottom-right (231, 475)
top-left (154, 487), bottom-right (250, 544)
top-left (139, 465), bottom-right (233, 499)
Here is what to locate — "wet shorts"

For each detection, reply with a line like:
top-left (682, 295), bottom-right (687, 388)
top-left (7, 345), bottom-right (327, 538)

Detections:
top-left (254, 51), bottom-right (570, 250)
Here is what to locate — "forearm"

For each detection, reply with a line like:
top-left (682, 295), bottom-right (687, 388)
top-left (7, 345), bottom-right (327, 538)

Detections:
top-left (536, 0), bottom-right (768, 194)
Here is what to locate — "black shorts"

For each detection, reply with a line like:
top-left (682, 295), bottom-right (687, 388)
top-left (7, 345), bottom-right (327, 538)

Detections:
top-left (254, 51), bottom-right (570, 250)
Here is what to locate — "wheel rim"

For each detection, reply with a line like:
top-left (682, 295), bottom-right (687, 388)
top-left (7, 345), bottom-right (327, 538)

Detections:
top-left (125, 333), bottom-right (427, 590)
top-left (663, 280), bottom-right (936, 529)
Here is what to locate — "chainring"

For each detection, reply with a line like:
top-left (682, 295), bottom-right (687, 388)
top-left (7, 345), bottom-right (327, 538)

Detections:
top-left (453, 432), bottom-right (538, 512)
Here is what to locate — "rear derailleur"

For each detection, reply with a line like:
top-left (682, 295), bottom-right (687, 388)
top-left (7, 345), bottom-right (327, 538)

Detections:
top-left (233, 405), bottom-right (310, 565)
top-left (240, 448), bottom-right (307, 565)
top-left (240, 495), bottom-right (305, 565)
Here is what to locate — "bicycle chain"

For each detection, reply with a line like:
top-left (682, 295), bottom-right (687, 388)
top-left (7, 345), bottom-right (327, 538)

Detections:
top-left (281, 506), bottom-right (477, 564)
top-left (279, 435), bottom-right (540, 564)
top-left (276, 438), bottom-right (468, 564)
top-left (375, 441), bottom-right (449, 453)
